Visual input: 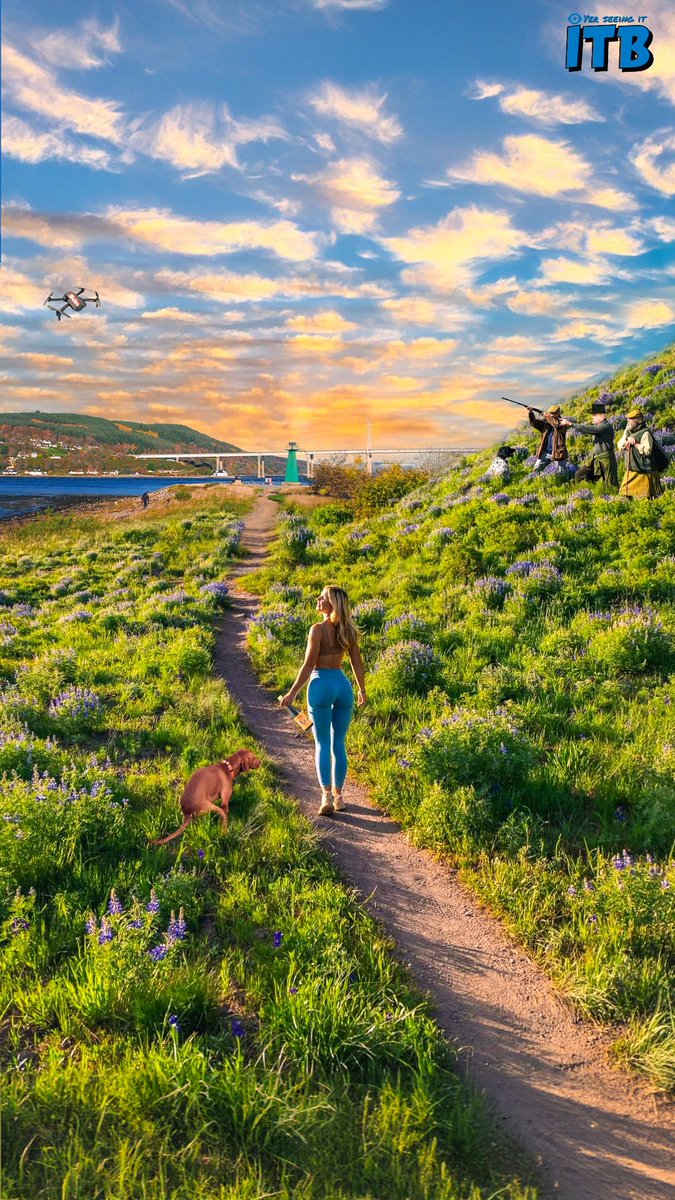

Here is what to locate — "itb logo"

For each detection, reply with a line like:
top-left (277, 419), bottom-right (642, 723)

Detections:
top-left (565, 15), bottom-right (654, 72)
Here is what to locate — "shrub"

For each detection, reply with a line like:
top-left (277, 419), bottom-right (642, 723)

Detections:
top-left (373, 640), bottom-right (442, 695)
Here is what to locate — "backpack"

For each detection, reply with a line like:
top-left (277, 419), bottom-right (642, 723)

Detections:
top-left (650, 435), bottom-right (670, 473)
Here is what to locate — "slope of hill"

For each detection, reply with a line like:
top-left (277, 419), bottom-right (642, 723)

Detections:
top-left (0, 412), bottom-right (287, 476)
top-left (247, 345), bottom-right (675, 1090)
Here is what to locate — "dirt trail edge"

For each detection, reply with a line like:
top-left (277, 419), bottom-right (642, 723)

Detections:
top-left (215, 493), bottom-right (674, 1200)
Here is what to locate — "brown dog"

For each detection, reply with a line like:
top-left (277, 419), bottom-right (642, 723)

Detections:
top-left (150, 749), bottom-right (261, 845)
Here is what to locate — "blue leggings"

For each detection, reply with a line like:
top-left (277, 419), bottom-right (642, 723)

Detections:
top-left (307, 669), bottom-right (354, 790)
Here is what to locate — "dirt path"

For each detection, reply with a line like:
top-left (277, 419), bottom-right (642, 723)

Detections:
top-left (215, 492), bottom-right (674, 1200)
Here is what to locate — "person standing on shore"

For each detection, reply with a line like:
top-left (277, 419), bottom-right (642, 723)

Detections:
top-left (562, 403), bottom-right (618, 486)
top-left (141, 491), bottom-right (150, 510)
top-left (279, 585), bottom-right (366, 815)
top-left (617, 408), bottom-right (665, 499)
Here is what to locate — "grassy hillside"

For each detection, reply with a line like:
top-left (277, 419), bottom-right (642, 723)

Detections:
top-left (0, 412), bottom-right (236, 454)
top-left (246, 346), bottom-right (675, 1090)
top-left (0, 492), bottom-right (537, 1200)
top-left (0, 412), bottom-right (288, 476)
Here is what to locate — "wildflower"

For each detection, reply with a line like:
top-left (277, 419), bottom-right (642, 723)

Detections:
top-left (614, 806), bottom-right (627, 823)
top-left (499, 743), bottom-right (509, 756)
top-left (85, 914), bottom-right (97, 935)
top-left (11, 918), bottom-right (30, 934)
top-left (168, 1014), bottom-right (181, 1030)
top-left (662, 879), bottom-right (671, 890)
top-left (613, 856), bottom-right (626, 871)
top-left (127, 919), bottom-right (144, 929)
top-left (147, 889), bottom-right (160, 914)
top-left (583, 880), bottom-right (595, 893)
top-left (98, 917), bottom-right (114, 945)
top-left (197, 848), bottom-right (206, 860)
top-left (149, 944), bottom-right (170, 961)
top-left (167, 909), bottom-right (188, 941)
top-left (231, 1018), bottom-right (246, 1038)
top-left (398, 758), bottom-right (412, 769)
top-left (108, 889), bottom-right (123, 916)
top-left (567, 886), bottom-right (577, 897)
top-left (289, 987), bottom-right (298, 995)
top-left (273, 931), bottom-right (283, 948)
top-left (588, 914), bottom-right (599, 925)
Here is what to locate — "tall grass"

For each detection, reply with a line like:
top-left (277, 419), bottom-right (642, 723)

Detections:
top-left (0, 490), bottom-right (537, 1199)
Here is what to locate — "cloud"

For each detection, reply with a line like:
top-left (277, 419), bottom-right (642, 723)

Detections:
top-left (471, 81), bottom-right (604, 125)
top-left (383, 205), bottom-right (530, 291)
top-left (623, 298), bottom-right (675, 328)
top-left (287, 309), bottom-right (357, 332)
top-left (538, 257), bottom-right (610, 286)
top-left (107, 207), bottom-right (320, 261)
top-left (2, 43), bottom-right (126, 142)
top-left (33, 18), bottom-right (121, 70)
top-left (297, 156), bottom-right (399, 232)
top-left (309, 81), bottom-right (402, 143)
top-left (2, 116), bottom-right (113, 169)
top-left (631, 131), bottom-right (675, 196)
top-left (131, 101), bottom-right (286, 177)
top-left (287, 334), bottom-right (344, 354)
top-left (447, 134), bottom-right (635, 209)
top-left (506, 290), bottom-right (572, 317)
top-left (647, 216), bottom-right (675, 241)
top-left (311, 0), bottom-right (389, 9)
top-left (469, 80), bottom-right (504, 100)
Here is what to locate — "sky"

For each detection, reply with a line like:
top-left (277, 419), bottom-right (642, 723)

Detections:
top-left (2, 0), bottom-right (675, 452)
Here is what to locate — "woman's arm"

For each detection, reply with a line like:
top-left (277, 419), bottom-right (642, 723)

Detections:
top-left (348, 641), bottom-right (367, 706)
top-left (279, 626), bottom-right (322, 705)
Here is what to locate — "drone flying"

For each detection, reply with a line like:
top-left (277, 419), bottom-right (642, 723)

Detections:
top-left (44, 287), bottom-right (101, 321)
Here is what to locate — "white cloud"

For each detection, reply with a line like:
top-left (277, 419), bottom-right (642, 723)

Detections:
top-left (623, 298), bottom-right (675, 328)
top-left (507, 290), bottom-right (573, 317)
top-left (631, 131), bottom-right (675, 196)
top-left (2, 43), bottom-right (125, 142)
top-left (470, 81), bottom-right (603, 125)
top-left (2, 115), bottom-right (113, 169)
top-left (107, 207), bottom-right (320, 261)
top-left (311, 0), bottom-right (389, 9)
top-left (448, 133), bottom-right (635, 209)
top-left (298, 157), bottom-right (399, 232)
top-left (33, 18), bottom-right (121, 70)
top-left (383, 206), bottom-right (530, 292)
top-left (469, 80), bottom-right (504, 100)
top-left (309, 81), bottom-right (402, 143)
top-left (131, 101), bottom-right (286, 177)
top-left (538, 257), bottom-right (610, 285)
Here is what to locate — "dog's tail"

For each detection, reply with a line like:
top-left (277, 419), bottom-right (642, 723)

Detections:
top-left (149, 816), bottom-right (192, 845)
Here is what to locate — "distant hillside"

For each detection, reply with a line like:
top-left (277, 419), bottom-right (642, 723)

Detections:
top-left (0, 412), bottom-right (286, 476)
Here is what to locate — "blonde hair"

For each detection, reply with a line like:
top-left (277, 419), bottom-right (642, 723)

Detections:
top-left (324, 585), bottom-right (359, 652)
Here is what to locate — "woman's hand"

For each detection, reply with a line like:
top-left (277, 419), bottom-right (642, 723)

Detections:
top-left (278, 692), bottom-right (296, 707)
top-left (357, 689), bottom-right (367, 707)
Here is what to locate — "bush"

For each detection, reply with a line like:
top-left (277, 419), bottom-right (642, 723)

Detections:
top-left (373, 640), bottom-right (442, 696)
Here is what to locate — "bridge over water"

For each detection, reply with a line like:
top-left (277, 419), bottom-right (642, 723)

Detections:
top-left (133, 441), bottom-right (479, 481)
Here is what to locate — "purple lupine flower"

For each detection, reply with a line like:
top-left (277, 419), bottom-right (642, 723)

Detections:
top-left (491, 492), bottom-right (511, 505)
top-left (642, 363), bottom-right (663, 376)
top-left (149, 944), bottom-right (170, 961)
top-left (168, 1014), bottom-right (181, 1030)
top-left (127, 919), bottom-right (144, 929)
top-left (231, 1019), bottom-right (246, 1038)
top-left (273, 931), bottom-right (283, 948)
top-left (49, 688), bottom-right (102, 721)
top-left (98, 917), bottom-right (114, 945)
top-left (583, 880), bottom-right (595, 893)
top-left (167, 909), bottom-right (187, 941)
top-left (147, 889), bottom-right (160, 914)
top-left (200, 582), bottom-right (230, 602)
top-left (85, 914), bottom-right (97, 935)
top-left (289, 987), bottom-right (299, 995)
top-left (567, 886), bottom-right (577, 897)
top-left (398, 758), bottom-right (412, 768)
top-left (108, 890), bottom-right (123, 916)
top-left (662, 879), bottom-right (671, 890)
top-left (197, 848), bottom-right (206, 860)
top-left (11, 918), bottom-right (30, 934)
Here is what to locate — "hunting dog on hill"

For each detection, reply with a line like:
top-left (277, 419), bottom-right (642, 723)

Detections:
top-left (150, 749), bottom-right (261, 844)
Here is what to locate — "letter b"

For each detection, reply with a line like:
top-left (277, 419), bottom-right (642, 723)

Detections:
top-left (618, 26), bottom-right (654, 71)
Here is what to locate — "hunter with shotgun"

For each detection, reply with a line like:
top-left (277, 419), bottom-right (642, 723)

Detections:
top-left (502, 395), bottom-right (570, 472)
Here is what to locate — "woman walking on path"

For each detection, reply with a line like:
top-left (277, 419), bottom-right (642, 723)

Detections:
top-left (279, 585), bottom-right (366, 815)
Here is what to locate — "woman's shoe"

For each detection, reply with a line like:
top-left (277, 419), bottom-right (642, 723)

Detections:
top-left (319, 792), bottom-right (334, 816)
top-left (333, 792), bottom-right (346, 811)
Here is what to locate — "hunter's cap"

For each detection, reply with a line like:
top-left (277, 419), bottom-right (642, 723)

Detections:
top-left (627, 407), bottom-right (642, 419)
top-left (548, 404), bottom-right (561, 415)
top-left (591, 402), bottom-right (606, 414)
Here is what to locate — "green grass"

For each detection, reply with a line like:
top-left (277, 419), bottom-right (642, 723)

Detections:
top-left (0, 490), bottom-right (537, 1200)
top-left (247, 345), bottom-right (675, 1092)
